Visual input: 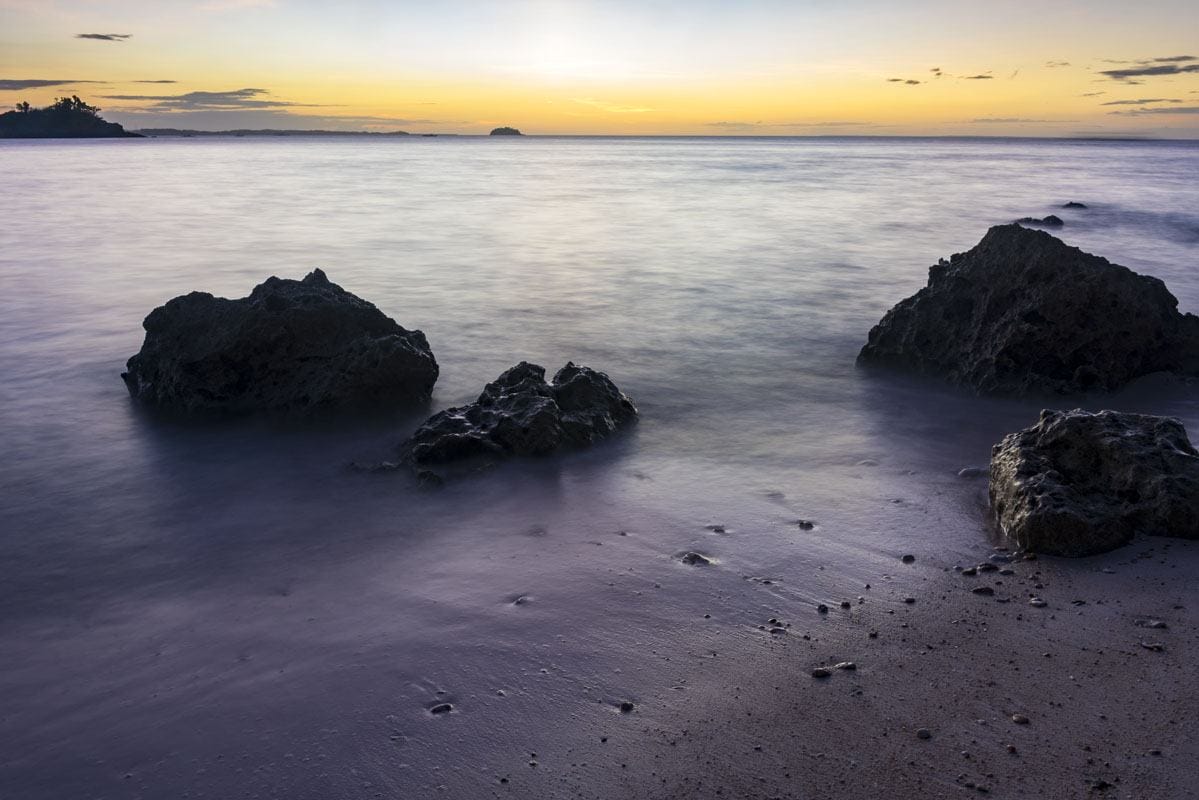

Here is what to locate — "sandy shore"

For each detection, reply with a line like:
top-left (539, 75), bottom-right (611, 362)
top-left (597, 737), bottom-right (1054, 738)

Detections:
top-left (485, 536), bottom-right (1199, 800)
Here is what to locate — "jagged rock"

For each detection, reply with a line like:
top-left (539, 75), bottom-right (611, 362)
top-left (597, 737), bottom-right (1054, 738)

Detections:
top-left (858, 225), bottom-right (1199, 394)
top-left (401, 361), bottom-right (636, 467)
top-left (990, 409), bottom-right (1199, 556)
top-left (122, 269), bottom-right (438, 415)
top-left (1016, 215), bottom-right (1063, 227)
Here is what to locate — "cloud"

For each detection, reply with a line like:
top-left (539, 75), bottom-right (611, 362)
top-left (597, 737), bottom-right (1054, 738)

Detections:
top-left (571, 98), bottom-right (652, 113)
top-left (75, 33), bottom-right (130, 41)
top-left (1100, 62), bottom-right (1199, 81)
top-left (134, 80), bottom-right (177, 84)
top-left (101, 87), bottom-right (323, 111)
top-left (1100, 98), bottom-right (1182, 106)
top-left (1080, 91), bottom-right (1106, 97)
top-left (964, 74), bottom-right (994, 80)
top-left (0, 78), bottom-right (101, 90)
top-left (930, 67), bottom-right (943, 77)
top-left (1108, 106), bottom-right (1199, 115)
top-left (887, 78), bottom-right (921, 85)
top-left (1045, 61), bottom-right (1071, 68)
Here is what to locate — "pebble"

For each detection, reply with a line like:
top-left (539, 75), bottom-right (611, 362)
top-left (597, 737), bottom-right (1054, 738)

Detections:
top-left (834, 661), bottom-right (857, 671)
top-left (429, 703), bottom-right (453, 715)
top-left (1140, 641), bottom-right (1165, 652)
top-left (817, 604), bottom-right (829, 614)
top-left (680, 552), bottom-right (711, 566)
top-left (1029, 597), bottom-right (1047, 607)
top-left (972, 586), bottom-right (995, 596)
top-left (840, 600), bottom-right (852, 609)
top-left (796, 520), bottom-right (816, 531)
top-left (904, 597), bottom-right (916, 604)
top-left (619, 701), bottom-right (635, 713)
top-left (916, 728), bottom-right (932, 740)
top-left (1136, 620), bottom-right (1168, 629)
top-left (961, 567), bottom-right (978, 576)
top-left (1011, 714), bottom-right (1030, 725)
top-left (978, 563), bottom-right (999, 573)
top-left (812, 667), bottom-right (832, 678)
top-left (901, 554), bottom-right (916, 564)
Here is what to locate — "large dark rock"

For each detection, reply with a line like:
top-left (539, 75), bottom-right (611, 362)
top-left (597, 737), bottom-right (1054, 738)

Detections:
top-left (122, 269), bottom-right (438, 415)
top-left (858, 224), bottom-right (1199, 394)
top-left (990, 409), bottom-right (1199, 556)
top-left (401, 361), bottom-right (636, 467)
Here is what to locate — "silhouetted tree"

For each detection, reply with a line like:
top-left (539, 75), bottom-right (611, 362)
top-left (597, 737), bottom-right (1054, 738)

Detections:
top-left (50, 95), bottom-right (101, 116)
top-left (15, 101), bottom-right (31, 113)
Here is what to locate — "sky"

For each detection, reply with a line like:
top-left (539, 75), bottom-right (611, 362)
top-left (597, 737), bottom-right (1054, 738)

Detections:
top-left (2, 0), bottom-right (1198, 136)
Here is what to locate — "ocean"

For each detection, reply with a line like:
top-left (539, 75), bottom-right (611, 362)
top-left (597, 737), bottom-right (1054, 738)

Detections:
top-left (2, 135), bottom-right (1197, 798)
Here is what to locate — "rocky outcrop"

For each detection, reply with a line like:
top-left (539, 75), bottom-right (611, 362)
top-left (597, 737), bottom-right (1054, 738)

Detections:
top-left (400, 361), bottom-right (636, 467)
top-left (122, 269), bottom-right (438, 415)
top-left (858, 224), bottom-right (1199, 394)
top-left (1062, 202), bottom-right (1088, 209)
top-left (489, 127), bottom-right (523, 136)
top-left (990, 409), bottom-right (1199, 556)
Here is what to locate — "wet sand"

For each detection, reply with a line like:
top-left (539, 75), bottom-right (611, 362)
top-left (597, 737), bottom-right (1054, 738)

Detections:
top-left (479, 538), bottom-right (1199, 800)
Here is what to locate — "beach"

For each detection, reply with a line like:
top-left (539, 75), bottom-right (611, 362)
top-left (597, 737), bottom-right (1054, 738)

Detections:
top-left (1, 135), bottom-right (1197, 798)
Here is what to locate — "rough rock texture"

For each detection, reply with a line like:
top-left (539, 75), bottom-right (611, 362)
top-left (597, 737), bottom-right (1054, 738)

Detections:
top-left (401, 361), bottom-right (636, 466)
top-left (990, 409), bottom-right (1199, 556)
top-left (858, 224), bottom-right (1199, 394)
top-left (122, 269), bottom-right (438, 415)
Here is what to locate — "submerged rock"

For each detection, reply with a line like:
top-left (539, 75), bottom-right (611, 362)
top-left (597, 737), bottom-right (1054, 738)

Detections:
top-left (858, 225), bottom-right (1199, 394)
top-left (1062, 202), bottom-right (1088, 209)
top-left (400, 361), bottom-right (636, 467)
top-left (122, 269), bottom-right (438, 415)
top-left (990, 409), bottom-right (1199, 556)
top-left (1016, 215), bottom-right (1064, 228)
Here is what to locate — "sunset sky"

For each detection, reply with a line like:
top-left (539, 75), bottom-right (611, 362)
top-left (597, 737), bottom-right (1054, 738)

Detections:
top-left (2, 0), bottom-right (1198, 136)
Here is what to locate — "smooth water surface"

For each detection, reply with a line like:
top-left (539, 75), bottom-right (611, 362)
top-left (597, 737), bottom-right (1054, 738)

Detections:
top-left (2, 136), bottom-right (1198, 798)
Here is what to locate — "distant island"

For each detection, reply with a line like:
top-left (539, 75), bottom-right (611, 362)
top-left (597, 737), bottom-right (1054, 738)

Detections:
top-left (0, 96), bottom-right (141, 139)
top-left (489, 127), bottom-right (523, 136)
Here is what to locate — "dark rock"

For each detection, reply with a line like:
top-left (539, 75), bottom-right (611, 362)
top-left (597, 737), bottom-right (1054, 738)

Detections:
top-left (795, 519), bottom-right (816, 530)
top-left (990, 409), bottom-right (1199, 556)
top-left (123, 269), bottom-right (437, 415)
top-left (400, 362), bottom-right (636, 468)
top-left (1016, 215), bottom-right (1064, 228)
top-left (901, 554), bottom-right (916, 563)
top-left (619, 700), bottom-right (635, 713)
top-left (1010, 714), bottom-right (1029, 725)
top-left (489, 127), bottom-right (523, 136)
top-left (429, 703), bottom-right (453, 715)
top-left (858, 225), bottom-right (1199, 395)
top-left (1062, 202), bottom-right (1088, 209)
top-left (680, 552), bottom-right (712, 566)
top-left (811, 667), bottom-right (832, 678)
top-left (916, 728), bottom-right (932, 740)
top-left (972, 586), bottom-right (995, 596)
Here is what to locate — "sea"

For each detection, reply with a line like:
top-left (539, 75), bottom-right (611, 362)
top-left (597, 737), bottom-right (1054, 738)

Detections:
top-left (2, 135), bottom-right (1197, 798)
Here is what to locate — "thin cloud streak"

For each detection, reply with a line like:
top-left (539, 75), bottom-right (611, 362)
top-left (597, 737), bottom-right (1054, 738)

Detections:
top-left (101, 88), bottom-right (324, 111)
top-left (0, 78), bottom-right (100, 90)
top-left (75, 33), bottom-right (131, 42)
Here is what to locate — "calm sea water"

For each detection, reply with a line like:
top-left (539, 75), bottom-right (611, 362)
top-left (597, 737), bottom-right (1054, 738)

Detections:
top-left (2, 136), bottom-right (1198, 798)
